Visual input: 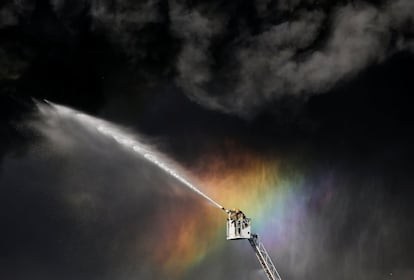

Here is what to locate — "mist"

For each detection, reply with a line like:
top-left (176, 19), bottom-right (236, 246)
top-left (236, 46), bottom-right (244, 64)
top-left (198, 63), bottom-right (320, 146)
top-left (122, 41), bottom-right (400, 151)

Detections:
top-left (0, 103), bottom-right (412, 279)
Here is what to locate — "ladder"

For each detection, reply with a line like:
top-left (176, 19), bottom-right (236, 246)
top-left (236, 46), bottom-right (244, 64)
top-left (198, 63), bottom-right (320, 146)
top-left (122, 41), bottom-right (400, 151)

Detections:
top-left (248, 234), bottom-right (282, 280)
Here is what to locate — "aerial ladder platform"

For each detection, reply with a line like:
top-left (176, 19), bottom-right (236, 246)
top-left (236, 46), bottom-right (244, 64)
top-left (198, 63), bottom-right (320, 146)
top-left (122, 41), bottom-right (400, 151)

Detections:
top-left (225, 209), bottom-right (282, 280)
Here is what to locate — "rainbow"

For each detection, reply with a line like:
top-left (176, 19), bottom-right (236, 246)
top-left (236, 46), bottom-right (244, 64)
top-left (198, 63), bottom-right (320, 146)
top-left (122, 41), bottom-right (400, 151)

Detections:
top-left (146, 143), bottom-right (310, 278)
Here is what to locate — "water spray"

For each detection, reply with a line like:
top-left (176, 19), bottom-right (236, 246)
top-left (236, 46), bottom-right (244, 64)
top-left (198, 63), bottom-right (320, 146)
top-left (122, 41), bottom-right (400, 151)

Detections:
top-left (41, 100), bottom-right (227, 212)
top-left (39, 100), bottom-right (282, 280)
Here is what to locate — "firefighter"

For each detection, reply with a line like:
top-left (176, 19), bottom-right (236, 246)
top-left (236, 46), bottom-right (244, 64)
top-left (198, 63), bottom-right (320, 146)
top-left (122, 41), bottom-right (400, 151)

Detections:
top-left (229, 208), bottom-right (245, 220)
top-left (236, 209), bottom-right (245, 220)
top-left (229, 208), bottom-right (238, 220)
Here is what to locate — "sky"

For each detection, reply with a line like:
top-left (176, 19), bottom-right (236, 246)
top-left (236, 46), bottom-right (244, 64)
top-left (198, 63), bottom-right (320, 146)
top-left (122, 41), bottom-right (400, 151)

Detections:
top-left (1, 0), bottom-right (414, 279)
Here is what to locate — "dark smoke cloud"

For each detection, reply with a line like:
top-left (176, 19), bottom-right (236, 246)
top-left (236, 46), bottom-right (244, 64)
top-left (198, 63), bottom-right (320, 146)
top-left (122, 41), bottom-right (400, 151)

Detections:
top-left (169, 0), bottom-right (225, 111)
top-left (2, 0), bottom-right (413, 118)
top-left (172, 0), bottom-right (414, 117)
top-left (87, 0), bottom-right (164, 59)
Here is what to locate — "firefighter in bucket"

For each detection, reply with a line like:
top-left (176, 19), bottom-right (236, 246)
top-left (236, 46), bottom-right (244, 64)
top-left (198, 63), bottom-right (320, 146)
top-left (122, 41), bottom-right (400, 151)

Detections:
top-left (226, 208), bottom-right (251, 240)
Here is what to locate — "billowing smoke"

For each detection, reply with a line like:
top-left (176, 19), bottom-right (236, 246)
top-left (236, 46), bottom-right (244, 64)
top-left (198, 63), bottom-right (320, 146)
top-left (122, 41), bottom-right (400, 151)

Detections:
top-left (171, 0), bottom-right (414, 117)
top-left (1, 0), bottom-right (413, 117)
